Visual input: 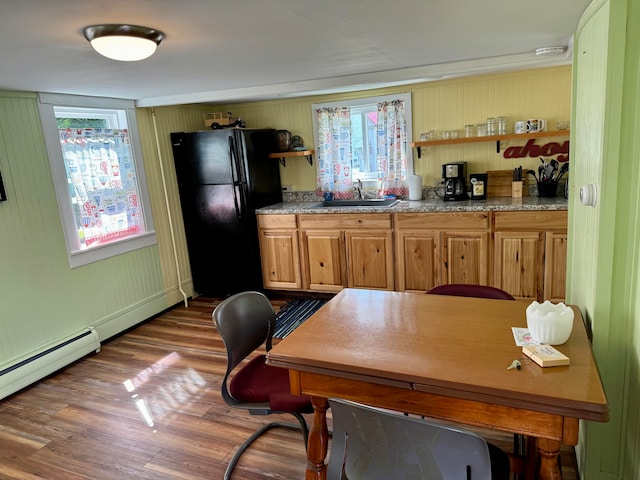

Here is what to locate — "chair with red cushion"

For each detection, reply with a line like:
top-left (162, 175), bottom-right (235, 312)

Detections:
top-left (426, 283), bottom-right (516, 300)
top-left (213, 291), bottom-right (312, 480)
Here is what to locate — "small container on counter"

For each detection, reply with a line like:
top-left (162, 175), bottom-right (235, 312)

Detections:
top-left (469, 173), bottom-right (488, 200)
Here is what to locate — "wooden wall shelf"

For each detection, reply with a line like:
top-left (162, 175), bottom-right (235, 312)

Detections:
top-left (268, 150), bottom-right (314, 167)
top-left (411, 130), bottom-right (570, 157)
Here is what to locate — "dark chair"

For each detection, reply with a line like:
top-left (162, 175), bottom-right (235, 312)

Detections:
top-left (212, 291), bottom-right (312, 480)
top-left (426, 283), bottom-right (531, 477)
top-left (426, 283), bottom-right (516, 300)
top-left (327, 398), bottom-right (510, 480)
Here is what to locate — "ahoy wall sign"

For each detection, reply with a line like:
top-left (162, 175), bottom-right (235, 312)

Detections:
top-left (503, 139), bottom-right (569, 162)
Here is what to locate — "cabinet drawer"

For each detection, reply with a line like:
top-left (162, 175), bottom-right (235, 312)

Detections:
top-left (257, 214), bottom-right (297, 229)
top-left (494, 211), bottom-right (567, 231)
top-left (395, 212), bottom-right (490, 230)
top-left (299, 213), bottom-right (392, 229)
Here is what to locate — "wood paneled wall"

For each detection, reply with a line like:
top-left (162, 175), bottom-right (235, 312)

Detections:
top-left (209, 66), bottom-right (572, 190)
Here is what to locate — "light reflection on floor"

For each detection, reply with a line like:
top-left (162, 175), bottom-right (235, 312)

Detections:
top-left (121, 351), bottom-right (208, 430)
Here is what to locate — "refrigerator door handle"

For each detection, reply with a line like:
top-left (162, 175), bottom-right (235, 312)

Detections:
top-left (228, 136), bottom-right (244, 220)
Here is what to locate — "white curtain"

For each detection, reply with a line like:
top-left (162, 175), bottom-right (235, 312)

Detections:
top-left (315, 98), bottom-right (409, 199)
top-left (376, 100), bottom-right (408, 197)
top-left (315, 107), bottom-right (355, 199)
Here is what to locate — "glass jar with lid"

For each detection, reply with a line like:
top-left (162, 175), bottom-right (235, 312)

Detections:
top-left (465, 124), bottom-right (475, 137)
top-left (486, 117), bottom-right (496, 136)
top-left (498, 116), bottom-right (508, 134)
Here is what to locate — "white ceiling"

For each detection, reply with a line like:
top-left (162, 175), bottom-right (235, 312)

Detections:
top-left (0, 0), bottom-right (590, 107)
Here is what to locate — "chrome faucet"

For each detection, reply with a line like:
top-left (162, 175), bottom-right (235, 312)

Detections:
top-left (356, 179), bottom-right (364, 200)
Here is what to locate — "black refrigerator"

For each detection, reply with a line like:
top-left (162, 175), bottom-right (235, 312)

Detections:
top-left (170, 128), bottom-right (282, 297)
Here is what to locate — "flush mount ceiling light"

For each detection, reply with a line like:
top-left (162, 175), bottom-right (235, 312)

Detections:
top-left (535, 46), bottom-right (566, 56)
top-left (82, 24), bottom-right (165, 61)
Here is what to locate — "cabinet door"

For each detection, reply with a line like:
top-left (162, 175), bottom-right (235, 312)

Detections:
top-left (396, 230), bottom-right (440, 292)
top-left (345, 230), bottom-right (394, 290)
top-left (301, 229), bottom-right (345, 292)
top-left (494, 231), bottom-right (544, 300)
top-left (544, 232), bottom-right (568, 302)
top-left (259, 229), bottom-right (301, 290)
top-left (443, 232), bottom-right (489, 285)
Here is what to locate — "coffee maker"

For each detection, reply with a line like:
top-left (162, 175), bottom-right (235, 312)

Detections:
top-left (442, 162), bottom-right (468, 201)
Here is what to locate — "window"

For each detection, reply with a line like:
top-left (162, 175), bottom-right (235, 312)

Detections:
top-left (312, 93), bottom-right (413, 199)
top-left (350, 104), bottom-right (379, 180)
top-left (39, 94), bottom-right (156, 268)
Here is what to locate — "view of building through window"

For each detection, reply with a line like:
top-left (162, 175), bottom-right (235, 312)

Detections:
top-left (54, 107), bottom-right (145, 250)
top-left (350, 104), bottom-right (378, 180)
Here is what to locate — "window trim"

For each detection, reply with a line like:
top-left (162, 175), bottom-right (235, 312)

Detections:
top-left (38, 93), bottom-right (156, 268)
top-left (311, 92), bottom-right (413, 186)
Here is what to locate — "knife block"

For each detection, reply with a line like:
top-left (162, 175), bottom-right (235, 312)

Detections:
top-left (487, 170), bottom-right (528, 197)
top-left (512, 181), bottom-right (525, 198)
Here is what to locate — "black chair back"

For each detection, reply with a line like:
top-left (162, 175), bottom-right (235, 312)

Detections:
top-left (213, 291), bottom-right (275, 373)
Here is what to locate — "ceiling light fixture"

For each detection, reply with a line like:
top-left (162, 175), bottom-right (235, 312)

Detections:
top-left (82, 24), bottom-right (165, 61)
top-left (535, 46), bottom-right (566, 56)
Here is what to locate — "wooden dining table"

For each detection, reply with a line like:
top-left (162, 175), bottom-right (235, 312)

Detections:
top-left (266, 288), bottom-right (609, 480)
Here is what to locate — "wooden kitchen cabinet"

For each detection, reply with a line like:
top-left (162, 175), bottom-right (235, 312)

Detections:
top-left (544, 231), bottom-right (568, 302)
top-left (300, 228), bottom-right (345, 292)
top-left (258, 208), bottom-right (566, 299)
top-left (257, 214), bottom-right (302, 290)
top-left (395, 212), bottom-right (490, 292)
top-left (493, 211), bottom-right (568, 301)
top-left (299, 214), bottom-right (394, 292)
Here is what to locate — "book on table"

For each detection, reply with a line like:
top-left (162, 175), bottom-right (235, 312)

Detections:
top-left (522, 344), bottom-right (570, 367)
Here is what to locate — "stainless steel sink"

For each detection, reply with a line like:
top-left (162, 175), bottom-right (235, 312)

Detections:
top-left (309, 198), bottom-right (401, 208)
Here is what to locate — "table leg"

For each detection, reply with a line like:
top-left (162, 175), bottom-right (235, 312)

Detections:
top-left (306, 396), bottom-right (329, 480)
top-left (537, 438), bottom-right (563, 480)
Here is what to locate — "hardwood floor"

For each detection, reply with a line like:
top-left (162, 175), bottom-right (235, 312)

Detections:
top-left (0, 295), bottom-right (578, 479)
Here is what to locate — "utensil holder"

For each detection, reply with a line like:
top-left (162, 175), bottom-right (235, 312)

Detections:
top-left (537, 181), bottom-right (558, 197)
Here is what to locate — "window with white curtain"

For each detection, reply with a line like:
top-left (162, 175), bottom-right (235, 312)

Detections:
top-left (38, 93), bottom-right (156, 268)
top-left (312, 93), bottom-right (413, 199)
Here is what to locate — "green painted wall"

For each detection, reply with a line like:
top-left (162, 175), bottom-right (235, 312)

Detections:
top-left (568, 0), bottom-right (640, 478)
top-left (0, 93), bottom-right (200, 374)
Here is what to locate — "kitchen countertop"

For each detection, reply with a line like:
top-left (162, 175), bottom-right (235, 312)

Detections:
top-left (256, 196), bottom-right (568, 214)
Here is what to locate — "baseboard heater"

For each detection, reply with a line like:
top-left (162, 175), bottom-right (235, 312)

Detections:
top-left (0, 328), bottom-right (100, 400)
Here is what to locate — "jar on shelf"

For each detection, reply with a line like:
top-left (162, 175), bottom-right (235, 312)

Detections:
top-left (486, 117), bottom-right (496, 136)
top-left (275, 130), bottom-right (292, 152)
top-left (498, 116), bottom-right (508, 135)
top-left (476, 123), bottom-right (487, 137)
top-left (465, 124), bottom-right (475, 137)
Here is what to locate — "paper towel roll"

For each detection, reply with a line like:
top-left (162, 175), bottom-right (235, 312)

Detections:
top-left (409, 174), bottom-right (423, 200)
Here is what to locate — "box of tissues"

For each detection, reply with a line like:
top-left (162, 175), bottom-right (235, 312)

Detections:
top-left (526, 300), bottom-right (574, 345)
